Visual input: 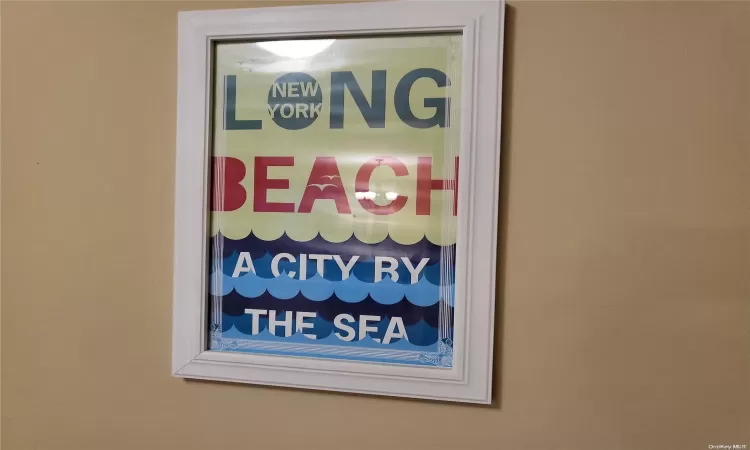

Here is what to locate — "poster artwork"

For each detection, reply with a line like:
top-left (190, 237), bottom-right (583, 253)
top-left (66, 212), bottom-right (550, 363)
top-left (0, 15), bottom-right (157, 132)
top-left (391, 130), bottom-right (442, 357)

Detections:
top-left (209, 35), bottom-right (462, 367)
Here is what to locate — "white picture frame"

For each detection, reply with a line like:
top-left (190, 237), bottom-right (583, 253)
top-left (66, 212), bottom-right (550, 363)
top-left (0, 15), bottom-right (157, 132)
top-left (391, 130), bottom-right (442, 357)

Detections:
top-left (172, 0), bottom-right (504, 404)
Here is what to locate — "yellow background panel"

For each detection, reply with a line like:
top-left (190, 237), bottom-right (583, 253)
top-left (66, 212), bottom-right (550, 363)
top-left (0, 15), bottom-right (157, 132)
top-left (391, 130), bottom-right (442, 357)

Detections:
top-left (212, 35), bottom-right (461, 244)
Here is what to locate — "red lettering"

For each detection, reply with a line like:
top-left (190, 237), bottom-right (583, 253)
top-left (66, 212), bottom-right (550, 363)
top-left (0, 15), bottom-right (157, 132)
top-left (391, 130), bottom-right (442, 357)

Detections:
top-left (355, 156), bottom-right (408, 215)
top-left (215, 155), bottom-right (457, 216)
top-left (416, 156), bottom-right (458, 215)
top-left (298, 157), bottom-right (351, 214)
top-left (213, 157), bottom-right (247, 212)
top-left (254, 156), bottom-right (295, 213)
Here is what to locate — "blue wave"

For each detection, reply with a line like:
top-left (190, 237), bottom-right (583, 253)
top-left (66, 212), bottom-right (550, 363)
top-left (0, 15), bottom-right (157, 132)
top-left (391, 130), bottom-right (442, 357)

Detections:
top-left (217, 290), bottom-right (453, 328)
top-left (214, 251), bottom-right (447, 285)
top-left (220, 315), bottom-right (444, 348)
top-left (210, 270), bottom-right (455, 306)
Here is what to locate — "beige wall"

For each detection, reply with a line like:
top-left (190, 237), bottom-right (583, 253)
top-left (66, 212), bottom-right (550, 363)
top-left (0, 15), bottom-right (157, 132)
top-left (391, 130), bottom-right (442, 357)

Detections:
top-left (2, 1), bottom-right (749, 449)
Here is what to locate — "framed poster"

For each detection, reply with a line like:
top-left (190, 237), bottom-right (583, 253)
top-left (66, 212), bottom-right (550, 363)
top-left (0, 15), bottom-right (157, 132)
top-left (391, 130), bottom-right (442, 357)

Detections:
top-left (173, 0), bottom-right (504, 403)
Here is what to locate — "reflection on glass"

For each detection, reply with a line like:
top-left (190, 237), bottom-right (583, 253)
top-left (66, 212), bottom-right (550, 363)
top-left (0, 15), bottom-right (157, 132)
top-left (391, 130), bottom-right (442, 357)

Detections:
top-left (257, 39), bottom-right (335, 59)
top-left (209, 34), bottom-right (462, 368)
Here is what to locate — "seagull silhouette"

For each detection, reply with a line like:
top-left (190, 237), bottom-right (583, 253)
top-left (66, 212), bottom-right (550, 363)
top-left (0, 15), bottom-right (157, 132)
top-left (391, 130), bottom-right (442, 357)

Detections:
top-left (307, 183), bottom-right (337, 189)
top-left (321, 175), bottom-right (340, 180)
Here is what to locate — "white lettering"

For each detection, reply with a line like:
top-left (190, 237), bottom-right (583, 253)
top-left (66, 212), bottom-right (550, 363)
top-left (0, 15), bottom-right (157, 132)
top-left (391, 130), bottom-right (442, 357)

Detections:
top-left (401, 257), bottom-right (430, 284)
top-left (310, 102), bottom-right (323, 117)
top-left (334, 314), bottom-right (356, 341)
top-left (271, 253), bottom-right (296, 278)
top-left (296, 103), bottom-right (309, 118)
top-left (382, 317), bottom-right (408, 344)
top-left (232, 252), bottom-right (256, 277)
top-left (308, 254), bottom-right (332, 277)
top-left (286, 82), bottom-right (299, 97)
top-left (269, 310), bottom-right (293, 337)
top-left (244, 309), bottom-right (267, 335)
top-left (374, 256), bottom-right (399, 282)
top-left (359, 315), bottom-right (380, 341)
top-left (280, 104), bottom-right (294, 118)
top-left (299, 254), bottom-right (307, 280)
top-left (333, 255), bottom-right (359, 280)
top-left (296, 311), bottom-right (317, 339)
top-left (300, 82), bottom-right (320, 97)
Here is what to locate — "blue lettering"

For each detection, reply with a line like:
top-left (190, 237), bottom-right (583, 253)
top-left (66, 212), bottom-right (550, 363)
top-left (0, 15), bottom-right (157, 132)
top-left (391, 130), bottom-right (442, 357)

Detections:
top-left (224, 75), bottom-right (262, 130)
top-left (329, 70), bottom-right (386, 129)
top-left (394, 68), bottom-right (450, 129)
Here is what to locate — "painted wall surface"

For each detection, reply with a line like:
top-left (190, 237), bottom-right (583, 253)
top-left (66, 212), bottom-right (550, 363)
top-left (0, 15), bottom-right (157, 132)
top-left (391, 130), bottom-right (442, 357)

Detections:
top-left (1, 1), bottom-right (748, 449)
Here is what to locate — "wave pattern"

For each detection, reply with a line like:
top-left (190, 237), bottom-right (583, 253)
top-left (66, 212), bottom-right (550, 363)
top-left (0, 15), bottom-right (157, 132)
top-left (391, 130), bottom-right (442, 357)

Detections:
top-left (219, 290), bottom-right (452, 328)
top-left (210, 232), bottom-right (455, 266)
top-left (211, 271), bottom-right (454, 306)
top-left (211, 213), bottom-right (457, 246)
top-left (209, 233), bottom-right (456, 353)
top-left (221, 315), bottom-right (449, 348)
top-left (215, 251), bottom-right (447, 285)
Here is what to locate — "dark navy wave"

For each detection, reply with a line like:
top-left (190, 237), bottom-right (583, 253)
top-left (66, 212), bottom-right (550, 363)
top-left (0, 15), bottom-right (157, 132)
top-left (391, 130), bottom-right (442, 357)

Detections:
top-left (217, 290), bottom-right (453, 329)
top-left (216, 251), bottom-right (447, 285)
top-left (210, 232), bottom-right (455, 265)
top-left (220, 313), bottom-right (448, 346)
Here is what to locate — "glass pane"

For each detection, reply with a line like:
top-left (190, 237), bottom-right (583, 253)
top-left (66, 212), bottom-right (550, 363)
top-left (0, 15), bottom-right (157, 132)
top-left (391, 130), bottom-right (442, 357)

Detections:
top-left (208, 34), bottom-right (461, 368)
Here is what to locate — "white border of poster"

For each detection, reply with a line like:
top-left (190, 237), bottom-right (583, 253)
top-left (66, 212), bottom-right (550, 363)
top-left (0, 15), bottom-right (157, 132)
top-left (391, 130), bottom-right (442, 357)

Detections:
top-left (172, 0), bottom-right (504, 404)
